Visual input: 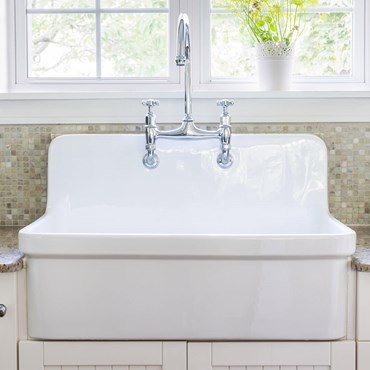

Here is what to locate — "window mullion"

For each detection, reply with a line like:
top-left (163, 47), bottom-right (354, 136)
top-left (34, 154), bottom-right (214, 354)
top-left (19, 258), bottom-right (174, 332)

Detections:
top-left (96, 0), bottom-right (102, 78)
top-left (198, 0), bottom-right (211, 85)
top-left (168, 0), bottom-right (181, 84)
top-left (352, 0), bottom-right (365, 83)
top-left (202, 0), bottom-right (361, 89)
top-left (11, 0), bottom-right (368, 92)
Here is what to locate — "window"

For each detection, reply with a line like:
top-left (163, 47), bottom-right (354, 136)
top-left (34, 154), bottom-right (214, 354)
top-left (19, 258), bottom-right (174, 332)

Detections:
top-left (201, 0), bottom-right (365, 90)
top-left (28, 1), bottom-right (169, 78)
top-left (15, 0), bottom-right (180, 89)
top-left (10, 0), bottom-right (369, 91)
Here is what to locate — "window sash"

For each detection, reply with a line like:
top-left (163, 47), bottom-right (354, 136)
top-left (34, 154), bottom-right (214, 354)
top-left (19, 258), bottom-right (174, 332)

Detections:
top-left (15, 0), bottom-right (181, 85)
top-left (196, 0), bottom-right (366, 90)
top-left (10, 0), bottom-right (369, 92)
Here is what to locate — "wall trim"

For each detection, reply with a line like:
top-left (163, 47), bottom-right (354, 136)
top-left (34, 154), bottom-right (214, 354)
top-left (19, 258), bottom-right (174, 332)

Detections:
top-left (0, 94), bottom-right (370, 124)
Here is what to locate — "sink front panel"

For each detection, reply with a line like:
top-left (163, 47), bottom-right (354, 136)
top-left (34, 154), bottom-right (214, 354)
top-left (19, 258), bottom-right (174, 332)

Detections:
top-left (27, 256), bottom-right (347, 340)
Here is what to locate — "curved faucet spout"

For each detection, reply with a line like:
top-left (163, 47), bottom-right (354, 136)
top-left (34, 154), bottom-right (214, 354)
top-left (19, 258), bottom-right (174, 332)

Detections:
top-left (176, 13), bottom-right (192, 121)
top-left (176, 13), bottom-right (190, 66)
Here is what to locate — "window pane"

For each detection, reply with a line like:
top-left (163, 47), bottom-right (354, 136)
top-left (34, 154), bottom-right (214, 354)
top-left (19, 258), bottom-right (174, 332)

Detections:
top-left (294, 12), bottom-right (352, 76)
top-left (210, 8), bottom-right (352, 79)
top-left (101, 13), bottom-right (168, 77)
top-left (316, 0), bottom-right (352, 6)
top-left (211, 0), bottom-right (353, 8)
top-left (211, 14), bottom-right (255, 78)
top-left (27, 0), bottom-right (94, 9)
top-left (210, 0), bottom-right (227, 9)
top-left (101, 0), bottom-right (168, 8)
top-left (29, 14), bottom-right (96, 77)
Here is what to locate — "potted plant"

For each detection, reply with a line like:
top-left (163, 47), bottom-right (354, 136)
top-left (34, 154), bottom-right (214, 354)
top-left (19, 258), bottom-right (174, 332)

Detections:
top-left (226, 0), bottom-right (318, 90)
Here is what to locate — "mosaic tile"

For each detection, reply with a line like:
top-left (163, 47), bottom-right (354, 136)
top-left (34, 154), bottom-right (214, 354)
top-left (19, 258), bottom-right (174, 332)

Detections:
top-left (0, 227), bottom-right (21, 248)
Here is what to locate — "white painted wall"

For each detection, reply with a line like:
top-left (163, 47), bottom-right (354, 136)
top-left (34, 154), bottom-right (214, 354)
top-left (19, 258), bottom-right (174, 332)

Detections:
top-left (0, 0), bottom-right (8, 92)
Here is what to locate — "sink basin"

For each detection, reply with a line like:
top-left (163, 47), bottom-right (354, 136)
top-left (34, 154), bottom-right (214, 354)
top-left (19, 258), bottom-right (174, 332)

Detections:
top-left (19, 133), bottom-right (355, 340)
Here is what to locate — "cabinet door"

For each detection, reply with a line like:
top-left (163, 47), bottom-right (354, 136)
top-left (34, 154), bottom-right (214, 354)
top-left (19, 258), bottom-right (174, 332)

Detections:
top-left (19, 341), bottom-right (186, 370)
top-left (188, 342), bottom-right (355, 370)
top-left (357, 272), bottom-right (370, 341)
top-left (0, 273), bottom-right (18, 370)
top-left (358, 342), bottom-right (370, 370)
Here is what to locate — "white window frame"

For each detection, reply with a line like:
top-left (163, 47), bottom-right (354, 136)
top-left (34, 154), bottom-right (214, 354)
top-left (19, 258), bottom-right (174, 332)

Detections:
top-left (9, 0), bottom-right (369, 92)
top-left (1, 0), bottom-right (370, 124)
top-left (194, 0), bottom-right (368, 92)
top-left (12, 0), bottom-right (182, 92)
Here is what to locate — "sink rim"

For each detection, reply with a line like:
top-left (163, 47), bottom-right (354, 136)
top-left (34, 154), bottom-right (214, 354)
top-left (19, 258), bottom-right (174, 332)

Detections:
top-left (19, 220), bottom-right (356, 258)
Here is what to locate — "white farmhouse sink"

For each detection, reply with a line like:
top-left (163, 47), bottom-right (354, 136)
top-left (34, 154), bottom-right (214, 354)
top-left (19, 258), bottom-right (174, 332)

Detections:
top-left (19, 134), bottom-right (355, 340)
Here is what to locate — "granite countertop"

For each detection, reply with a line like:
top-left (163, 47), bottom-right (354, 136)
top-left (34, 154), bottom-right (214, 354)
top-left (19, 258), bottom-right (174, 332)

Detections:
top-left (0, 247), bottom-right (24, 272)
top-left (351, 247), bottom-right (370, 272)
top-left (0, 227), bottom-right (24, 273)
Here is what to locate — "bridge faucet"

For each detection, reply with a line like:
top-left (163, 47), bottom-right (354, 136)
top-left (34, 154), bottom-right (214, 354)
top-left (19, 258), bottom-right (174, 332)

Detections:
top-left (142, 13), bottom-right (234, 169)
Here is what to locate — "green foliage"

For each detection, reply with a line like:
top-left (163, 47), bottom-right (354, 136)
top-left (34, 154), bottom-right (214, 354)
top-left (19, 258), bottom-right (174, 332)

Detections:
top-left (29, 0), bottom-right (168, 8)
top-left (101, 0), bottom-right (168, 7)
top-left (31, 14), bottom-right (96, 77)
top-left (294, 12), bottom-right (351, 76)
top-left (30, 0), bottom-right (168, 78)
top-left (210, 10), bottom-right (352, 78)
top-left (211, 14), bottom-right (255, 77)
top-left (100, 13), bottom-right (167, 77)
top-left (30, 0), bottom-right (352, 79)
top-left (29, 0), bottom-right (94, 9)
top-left (224, 0), bottom-right (319, 45)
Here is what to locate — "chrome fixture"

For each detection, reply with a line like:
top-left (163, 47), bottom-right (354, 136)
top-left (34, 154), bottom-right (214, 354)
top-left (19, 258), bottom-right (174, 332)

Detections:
top-left (176, 13), bottom-right (192, 123)
top-left (142, 13), bottom-right (234, 169)
top-left (0, 304), bottom-right (6, 317)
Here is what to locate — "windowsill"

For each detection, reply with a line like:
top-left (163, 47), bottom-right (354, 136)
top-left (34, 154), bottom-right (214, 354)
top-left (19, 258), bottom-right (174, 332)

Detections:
top-left (1, 89), bottom-right (370, 100)
top-left (0, 90), bottom-right (369, 124)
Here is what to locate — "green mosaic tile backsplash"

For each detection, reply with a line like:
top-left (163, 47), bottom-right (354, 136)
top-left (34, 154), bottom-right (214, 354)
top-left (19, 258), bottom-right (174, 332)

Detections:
top-left (0, 123), bottom-right (369, 244)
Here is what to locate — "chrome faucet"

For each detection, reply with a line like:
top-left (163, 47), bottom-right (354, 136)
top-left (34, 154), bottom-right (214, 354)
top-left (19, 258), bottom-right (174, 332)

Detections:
top-left (176, 13), bottom-right (192, 123)
top-left (142, 13), bottom-right (234, 169)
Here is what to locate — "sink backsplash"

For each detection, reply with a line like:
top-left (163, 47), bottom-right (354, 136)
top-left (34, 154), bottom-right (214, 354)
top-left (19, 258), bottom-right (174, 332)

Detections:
top-left (0, 122), bottom-right (369, 245)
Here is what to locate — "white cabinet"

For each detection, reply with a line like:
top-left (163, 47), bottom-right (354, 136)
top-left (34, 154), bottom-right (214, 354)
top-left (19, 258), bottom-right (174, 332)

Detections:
top-left (19, 341), bottom-right (187, 370)
top-left (19, 341), bottom-right (355, 370)
top-left (358, 342), bottom-right (370, 370)
top-left (357, 272), bottom-right (370, 340)
top-left (357, 272), bottom-right (370, 370)
top-left (0, 272), bottom-right (19, 370)
top-left (188, 342), bottom-right (355, 370)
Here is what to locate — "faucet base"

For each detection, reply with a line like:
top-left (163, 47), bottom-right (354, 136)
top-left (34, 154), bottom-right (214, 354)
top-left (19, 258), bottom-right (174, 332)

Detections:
top-left (143, 152), bottom-right (159, 169)
top-left (217, 152), bottom-right (233, 168)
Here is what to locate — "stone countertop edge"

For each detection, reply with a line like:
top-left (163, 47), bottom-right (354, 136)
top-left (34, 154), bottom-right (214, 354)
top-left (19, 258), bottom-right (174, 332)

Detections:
top-left (0, 247), bottom-right (24, 273)
top-left (0, 227), bottom-right (24, 273)
top-left (351, 247), bottom-right (370, 273)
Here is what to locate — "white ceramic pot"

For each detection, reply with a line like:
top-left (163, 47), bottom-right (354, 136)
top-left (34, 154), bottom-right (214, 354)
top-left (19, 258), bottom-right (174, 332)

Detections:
top-left (256, 41), bottom-right (294, 91)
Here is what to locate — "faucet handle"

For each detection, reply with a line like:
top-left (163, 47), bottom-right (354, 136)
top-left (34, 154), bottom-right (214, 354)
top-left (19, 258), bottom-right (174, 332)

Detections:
top-left (142, 99), bottom-right (160, 114)
top-left (217, 99), bottom-right (234, 115)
